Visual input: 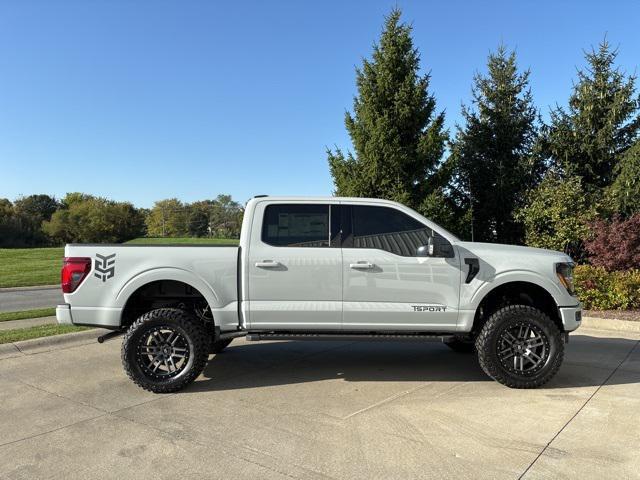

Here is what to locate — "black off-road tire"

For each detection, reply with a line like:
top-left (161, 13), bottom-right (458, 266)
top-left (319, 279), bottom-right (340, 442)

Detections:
top-left (475, 305), bottom-right (564, 389)
top-left (445, 338), bottom-right (475, 354)
top-left (122, 308), bottom-right (209, 393)
top-left (210, 338), bottom-right (233, 354)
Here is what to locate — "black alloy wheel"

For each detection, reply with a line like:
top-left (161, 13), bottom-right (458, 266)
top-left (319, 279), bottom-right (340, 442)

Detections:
top-left (475, 305), bottom-right (564, 388)
top-left (122, 308), bottom-right (209, 393)
top-left (136, 325), bottom-right (191, 379)
top-left (496, 321), bottom-right (550, 375)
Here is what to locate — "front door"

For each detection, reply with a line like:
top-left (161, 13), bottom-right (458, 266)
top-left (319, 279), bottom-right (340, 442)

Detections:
top-left (247, 201), bottom-right (342, 330)
top-left (341, 204), bottom-right (461, 331)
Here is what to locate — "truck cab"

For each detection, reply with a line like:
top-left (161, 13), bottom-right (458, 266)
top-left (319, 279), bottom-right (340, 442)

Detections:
top-left (57, 196), bottom-right (581, 392)
top-left (243, 197), bottom-right (462, 331)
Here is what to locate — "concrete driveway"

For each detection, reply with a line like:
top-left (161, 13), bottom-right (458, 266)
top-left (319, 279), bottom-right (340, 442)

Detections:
top-left (0, 328), bottom-right (638, 479)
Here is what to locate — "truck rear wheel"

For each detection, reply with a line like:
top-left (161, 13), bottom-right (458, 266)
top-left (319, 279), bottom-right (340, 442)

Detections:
top-left (121, 308), bottom-right (209, 393)
top-left (475, 305), bottom-right (564, 388)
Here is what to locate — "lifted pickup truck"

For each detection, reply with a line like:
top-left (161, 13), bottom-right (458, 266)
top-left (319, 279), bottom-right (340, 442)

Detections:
top-left (57, 196), bottom-right (581, 392)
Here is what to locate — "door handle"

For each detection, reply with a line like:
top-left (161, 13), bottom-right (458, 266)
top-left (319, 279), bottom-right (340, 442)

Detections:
top-left (350, 262), bottom-right (374, 270)
top-left (255, 260), bottom-right (281, 268)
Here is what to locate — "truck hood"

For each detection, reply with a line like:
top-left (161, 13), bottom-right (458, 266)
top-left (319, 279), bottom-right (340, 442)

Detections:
top-left (455, 241), bottom-right (572, 262)
top-left (452, 241), bottom-right (576, 305)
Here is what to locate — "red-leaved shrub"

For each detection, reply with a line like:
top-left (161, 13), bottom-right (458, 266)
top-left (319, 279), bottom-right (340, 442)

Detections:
top-left (585, 214), bottom-right (640, 271)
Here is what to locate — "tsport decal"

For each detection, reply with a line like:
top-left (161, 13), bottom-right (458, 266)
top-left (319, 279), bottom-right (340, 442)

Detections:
top-left (95, 253), bottom-right (116, 282)
top-left (412, 305), bottom-right (447, 312)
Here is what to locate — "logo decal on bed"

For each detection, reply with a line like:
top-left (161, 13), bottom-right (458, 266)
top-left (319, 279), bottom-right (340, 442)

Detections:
top-left (95, 253), bottom-right (116, 282)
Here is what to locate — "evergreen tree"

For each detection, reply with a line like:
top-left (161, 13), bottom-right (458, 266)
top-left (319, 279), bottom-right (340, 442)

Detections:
top-left (327, 9), bottom-right (447, 211)
top-left (451, 46), bottom-right (543, 243)
top-left (609, 139), bottom-right (640, 216)
top-left (546, 40), bottom-right (640, 190)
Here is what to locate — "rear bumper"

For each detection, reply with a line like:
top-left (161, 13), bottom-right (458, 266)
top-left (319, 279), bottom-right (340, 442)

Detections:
top-left (56, 304), bottom-right (121, 328)
top-left (559, 304), bottom-right (582, 332)
top-left (56, 304), bottom-right (73, 325)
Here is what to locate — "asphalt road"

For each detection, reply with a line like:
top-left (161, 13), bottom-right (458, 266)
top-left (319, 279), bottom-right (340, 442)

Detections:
top-left (0, 286), bottom-right (63, 312)
top-left (1, 327), bottom-right (638, 479)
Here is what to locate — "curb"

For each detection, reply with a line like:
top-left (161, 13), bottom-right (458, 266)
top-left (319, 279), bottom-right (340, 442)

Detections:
top-left (581, 316), bottom-right (640, 334)
top-left (0, 328), bottom-right (109, 359)
top-left (0, 284), bottom-right (60, 292)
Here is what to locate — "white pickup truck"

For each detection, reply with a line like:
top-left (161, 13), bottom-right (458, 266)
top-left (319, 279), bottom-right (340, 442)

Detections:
top-left (57, 196), bottom-right (581, 392)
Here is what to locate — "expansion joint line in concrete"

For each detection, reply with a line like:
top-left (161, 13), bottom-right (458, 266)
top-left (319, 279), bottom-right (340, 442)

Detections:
top-left (518, 339), bottom-right (640, 479)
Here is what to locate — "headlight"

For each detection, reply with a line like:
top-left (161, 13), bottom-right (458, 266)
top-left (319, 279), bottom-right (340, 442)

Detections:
top-left (556, 262), bottom-right (576, 296)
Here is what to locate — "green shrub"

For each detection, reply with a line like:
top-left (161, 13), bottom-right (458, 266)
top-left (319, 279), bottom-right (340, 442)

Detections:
top-left (516, 174), bottom-right (597, 260)
top-left (574, 265), bottom-right (640, 310)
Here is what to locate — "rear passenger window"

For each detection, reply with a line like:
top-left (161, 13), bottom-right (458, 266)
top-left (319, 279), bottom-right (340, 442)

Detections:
top-left (262, 204), bottom-right (330, 247)
top-left (351, 206), bottom-right (432, 256)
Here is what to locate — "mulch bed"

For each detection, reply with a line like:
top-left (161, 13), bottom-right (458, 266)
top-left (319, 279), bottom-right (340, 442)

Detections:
top-left (584, 310), bottom-right (640, 322)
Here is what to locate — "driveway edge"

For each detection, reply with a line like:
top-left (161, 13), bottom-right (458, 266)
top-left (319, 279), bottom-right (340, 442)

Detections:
top-left (581, 316), bottom-right (640, 333)
top-left (0, 328), bottom-right (108, 359)
top-left (0, 284), bottom-right (60, 292)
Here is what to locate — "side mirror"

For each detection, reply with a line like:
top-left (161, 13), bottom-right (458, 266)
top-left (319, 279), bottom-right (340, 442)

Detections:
top-left (416, 236), bottom-right (435, 257)
top-left (416, 235), bottom-right (454, 258)
top-left (416, 243), bottom-right (432, 257)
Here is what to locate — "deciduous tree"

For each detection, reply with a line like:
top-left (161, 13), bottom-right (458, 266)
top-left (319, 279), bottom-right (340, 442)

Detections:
top-left (516, 174), bottom-right (597, 258)
top-left (44, 196), bottom-right (145, 243)
top-left (145, 199), bottom-right (188, 237)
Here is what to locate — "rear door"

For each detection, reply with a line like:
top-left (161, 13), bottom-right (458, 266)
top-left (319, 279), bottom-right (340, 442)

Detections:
top-left (341, 204), bottom-right (461, 331)
top-left (246, 201), bottom-right (342, 330)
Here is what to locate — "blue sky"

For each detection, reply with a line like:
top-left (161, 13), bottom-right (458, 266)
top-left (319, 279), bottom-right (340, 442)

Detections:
top-left (1, 0), bottom-right (639, 208)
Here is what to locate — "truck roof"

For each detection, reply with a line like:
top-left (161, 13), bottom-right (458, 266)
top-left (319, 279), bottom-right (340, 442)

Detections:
top-left (250, 195), bottom-right (402, 205)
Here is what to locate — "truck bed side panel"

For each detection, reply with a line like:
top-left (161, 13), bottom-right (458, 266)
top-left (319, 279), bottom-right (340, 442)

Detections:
top-left (62, 245), bottom-right (239, 330)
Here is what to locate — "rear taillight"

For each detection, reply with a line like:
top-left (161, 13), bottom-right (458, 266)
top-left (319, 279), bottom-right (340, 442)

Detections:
top-left (61, 257), bottom-right (92, 293)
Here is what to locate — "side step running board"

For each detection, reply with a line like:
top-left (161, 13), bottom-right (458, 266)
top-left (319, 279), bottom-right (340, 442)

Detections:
top-left (246, 332), bottom-right (457, 343)
top-left (219, 330), bottom-right (248, 341)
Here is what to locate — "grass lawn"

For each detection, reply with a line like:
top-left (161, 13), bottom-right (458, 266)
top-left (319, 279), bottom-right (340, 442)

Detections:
top-left (0, 307), bottom-right (56, 322)
top-left (0, 247), bottom-right (63, 288)
top-left (0, 238), bottom-right (237, 288)
top-left (125, 237), bottom-right (239, 245)
top-left (0, 324), bottom-right (91, 344)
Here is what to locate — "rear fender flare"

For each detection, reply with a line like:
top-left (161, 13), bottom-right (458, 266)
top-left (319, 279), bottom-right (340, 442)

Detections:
top-left (114, 267), bottom-right (221, 310)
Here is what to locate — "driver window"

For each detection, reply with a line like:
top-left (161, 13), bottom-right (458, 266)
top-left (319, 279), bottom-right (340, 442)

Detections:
top-left (351, 206), bottom-right (432, 256)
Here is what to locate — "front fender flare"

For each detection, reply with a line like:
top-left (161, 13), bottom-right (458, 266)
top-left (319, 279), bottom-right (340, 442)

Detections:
top-left (457, 270), bottom-right (566, 332)
top-left (465, 270), bottom-right (565, 312)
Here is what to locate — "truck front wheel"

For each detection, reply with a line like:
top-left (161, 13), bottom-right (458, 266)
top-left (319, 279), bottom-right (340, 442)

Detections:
top-left (475, 305), bottom-right (564, 388)
top-left (121, 308), bottom-right (209, 393)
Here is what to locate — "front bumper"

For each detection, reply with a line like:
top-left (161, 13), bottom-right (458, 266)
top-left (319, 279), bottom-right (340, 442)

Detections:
top-left (559, 304), bottom-right (582, 332)
top-left (56, 304), bottom-right (73, 325)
